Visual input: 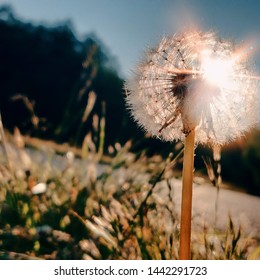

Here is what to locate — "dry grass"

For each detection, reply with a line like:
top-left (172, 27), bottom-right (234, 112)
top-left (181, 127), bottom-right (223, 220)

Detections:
top-left (0, 130), bottom-right (259, 260)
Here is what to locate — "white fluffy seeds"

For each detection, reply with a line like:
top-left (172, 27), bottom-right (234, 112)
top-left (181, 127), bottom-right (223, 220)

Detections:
top-left (126, 31), bottom-right (259, 145)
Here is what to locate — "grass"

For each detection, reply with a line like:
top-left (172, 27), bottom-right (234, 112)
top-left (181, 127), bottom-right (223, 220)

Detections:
top-left (0, 128), bottom-right (259, 260)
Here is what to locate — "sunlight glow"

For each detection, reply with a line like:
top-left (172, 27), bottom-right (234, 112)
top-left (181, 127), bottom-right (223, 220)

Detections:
top-left (200, 50), bottom-right (234, 87)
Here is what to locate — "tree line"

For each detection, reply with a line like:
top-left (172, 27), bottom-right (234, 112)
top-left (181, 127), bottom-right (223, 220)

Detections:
top-left (0, 5), bottom-right (259, 195)
top-left (0, 5), bottom-right (140, 146)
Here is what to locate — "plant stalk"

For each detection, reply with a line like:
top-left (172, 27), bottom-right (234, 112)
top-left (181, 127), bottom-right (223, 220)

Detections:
top-left (0, 113), bottom-right (13, 173)
top-left (179, 129), bottom-right (195, 260)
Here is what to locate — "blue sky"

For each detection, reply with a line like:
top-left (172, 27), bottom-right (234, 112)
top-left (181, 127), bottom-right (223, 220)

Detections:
top-left (1, 0), bottom-right (260, 77)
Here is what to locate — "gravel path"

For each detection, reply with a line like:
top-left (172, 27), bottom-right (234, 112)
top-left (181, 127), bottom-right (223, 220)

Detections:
top-left (155, 178), bottom-right (260, 238)
top-left (2, 143), bottom-right (260, 237)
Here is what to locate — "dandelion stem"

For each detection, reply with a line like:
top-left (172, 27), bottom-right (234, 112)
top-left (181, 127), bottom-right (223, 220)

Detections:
top-left (179, 129), bottom-right (195, 260)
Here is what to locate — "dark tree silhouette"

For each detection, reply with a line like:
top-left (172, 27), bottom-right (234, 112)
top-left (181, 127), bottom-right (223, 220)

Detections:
top-left (0, 5), bottom-right (138, 146)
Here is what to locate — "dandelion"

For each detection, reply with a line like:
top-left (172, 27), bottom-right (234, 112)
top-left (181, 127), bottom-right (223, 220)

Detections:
top-left (125, 31), bottom-right (259, 259)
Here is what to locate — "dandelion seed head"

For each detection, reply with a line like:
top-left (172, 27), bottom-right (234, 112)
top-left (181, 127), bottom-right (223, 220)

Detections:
top-left (126, 31), bottom-right (259, 145)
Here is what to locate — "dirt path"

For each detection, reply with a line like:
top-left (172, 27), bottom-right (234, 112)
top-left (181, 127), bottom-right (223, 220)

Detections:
top-left (155, 178), bottom-right (260, 238)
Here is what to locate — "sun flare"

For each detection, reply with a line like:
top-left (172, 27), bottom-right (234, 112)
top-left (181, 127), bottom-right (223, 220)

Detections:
top-left (126, 31), bottom-right (259, 145)
top-left (200, 50), bottom-right (234, 88)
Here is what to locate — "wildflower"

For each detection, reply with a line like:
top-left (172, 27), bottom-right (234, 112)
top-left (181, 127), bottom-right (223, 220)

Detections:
top-left (125, 30), bottom-right (259, 260)
top-left (126, 31), bottom-right (259, 145)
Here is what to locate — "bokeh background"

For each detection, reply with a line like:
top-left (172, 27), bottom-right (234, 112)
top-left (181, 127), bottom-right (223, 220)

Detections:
top-left (1, 0), bottom-right (259, 194)
top-left (0, 0), bottom-right (259, 260)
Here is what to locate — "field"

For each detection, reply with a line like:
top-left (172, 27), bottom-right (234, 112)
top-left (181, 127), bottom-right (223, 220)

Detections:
top-left (0, 131), bottom-right (259, 260)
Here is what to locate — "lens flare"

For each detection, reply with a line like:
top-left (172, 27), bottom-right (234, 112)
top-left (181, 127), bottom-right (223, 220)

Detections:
top-left (200, 50), bottom-right (234, 87)
top-left (126, 31), bottom-right (259, 145)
